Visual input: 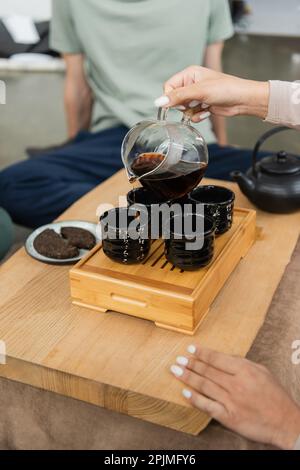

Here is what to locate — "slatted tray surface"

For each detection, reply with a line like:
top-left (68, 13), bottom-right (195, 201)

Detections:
top-left (70, 208), bottom-right (256, 334)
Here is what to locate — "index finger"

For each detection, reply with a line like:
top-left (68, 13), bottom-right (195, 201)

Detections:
top-left (164, 69), bottom-right (196, 95)
top-left (164, 83), bottom-right (206, 108)
top-left (164, 72), bottom-right (185, 94)
top-left (188, 345), bottom-right (243, 375)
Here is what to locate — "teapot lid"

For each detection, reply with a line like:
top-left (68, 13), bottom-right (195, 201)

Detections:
top-left (259, 151), bottom-right (300, 176)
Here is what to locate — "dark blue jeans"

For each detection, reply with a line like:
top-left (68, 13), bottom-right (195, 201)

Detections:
top-left (0, 126), bottom-right (264, 228)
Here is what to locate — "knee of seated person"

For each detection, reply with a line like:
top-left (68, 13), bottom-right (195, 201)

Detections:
top-left (0, 165), bottom-right (34, 226)
top-left (0, 208), bottom-right (14, 260)
top-left (0, 166), bottom-right (16, 205)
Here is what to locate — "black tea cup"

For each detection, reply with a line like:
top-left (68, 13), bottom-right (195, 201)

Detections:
top-left (100, 207), bottom-right (151, 264)
top-left (188, 185), bottom-right (235, 235)
top-left (164, 213), bottom-right (215, 271)
top-left (127, 188), bottom-right (171, 239)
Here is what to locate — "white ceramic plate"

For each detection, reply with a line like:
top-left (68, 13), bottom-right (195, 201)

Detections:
top-left (25, 221), bottom-right (100, 265)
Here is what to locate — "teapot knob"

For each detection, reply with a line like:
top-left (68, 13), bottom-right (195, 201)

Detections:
top-left (277, 151), bottom-right (288, 162)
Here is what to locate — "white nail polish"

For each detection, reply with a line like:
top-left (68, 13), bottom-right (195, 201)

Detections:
top-left (199, 111), bottom-right (211, 120)
top-left (170, 365), bottom-right (184, 377)
top-left (176, 105), bottom-right (186, 111)
top-left (201, 103), bottom-right (210, 109)
top-left (187, 345), bottom-right (196, 354)
top-left (154, 96), bottom-right (170, 107)
top-left (176, 356), bottom-right (189, 366)
top-left (189, 100), bottom-right (201, 108)
top-left (182, 389), bottom-right (192, 399)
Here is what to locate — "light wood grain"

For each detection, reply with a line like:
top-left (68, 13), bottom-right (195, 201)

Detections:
top-left (70, 209), bottom-right (256, 334)
top-left (0, 171), bottom-right (299, 435)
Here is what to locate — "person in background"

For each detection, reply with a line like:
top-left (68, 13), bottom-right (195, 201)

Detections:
top-left (0, 0), bottom-right (258, 229)
top-left (155, 65), bottom-right (300, 450)
top-left (0, 208), bottom-right (13, 261)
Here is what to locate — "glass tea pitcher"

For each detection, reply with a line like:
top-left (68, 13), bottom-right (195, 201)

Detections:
top-left (121, 108), bottom-right (209, 200)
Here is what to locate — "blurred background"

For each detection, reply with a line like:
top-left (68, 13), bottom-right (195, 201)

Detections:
top-left (0, 0), bottom-right (300, 256)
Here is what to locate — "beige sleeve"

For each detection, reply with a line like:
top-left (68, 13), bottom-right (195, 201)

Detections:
top-left (265, 80), bottom-right (300, 130)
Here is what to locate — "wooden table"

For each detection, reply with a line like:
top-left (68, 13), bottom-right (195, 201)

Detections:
top-left (0, 172), bottom-right (299, 436)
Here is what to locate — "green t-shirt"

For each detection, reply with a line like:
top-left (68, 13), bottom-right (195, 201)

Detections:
top-left (50, 0), bottom-right (233, 144)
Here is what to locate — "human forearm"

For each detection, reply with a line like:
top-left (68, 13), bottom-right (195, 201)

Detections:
top-left (64, 79), bottom-right (93, 139)
top-left (63, 53), bottom-right (94, 139)
top-left (235, 79), bottom-right (269, 120)
top-left (203, 42), bottom-right (228, 145)
top-left (272, 405), bottom-right (300, 450)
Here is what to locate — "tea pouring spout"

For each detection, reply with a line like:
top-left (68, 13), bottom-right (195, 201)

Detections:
top-left (128, 176), bottom-right (137, 184)
top-left (124, 165), bottom-right (138, 184)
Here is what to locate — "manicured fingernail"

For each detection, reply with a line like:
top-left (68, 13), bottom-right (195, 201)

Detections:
top-left (189, 100), bottom-right (201, 108)
top-left (154, 96), bottom-right (170, 107)
top-left (199, 111), bottom-right (211, 120)
top-left (187, 345), bottom-right (196, 354)
top-left (176, 105), bottom-right (186, 111)
top-left (202, 103), bottom-right (210, 109)
top-left (176, 356), bottom-right (189, 366)
top-left (170, 365), bottom-right (184, 377)
top-left (182, 389), bottom-right (192, 399)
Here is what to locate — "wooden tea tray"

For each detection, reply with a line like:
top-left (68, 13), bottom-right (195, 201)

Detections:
top-left (1, 173), bottom-right (300, 437)
top-left (70, 208), bottom-right (256, 335)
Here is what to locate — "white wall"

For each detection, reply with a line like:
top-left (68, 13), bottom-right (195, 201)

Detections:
top-left (238, 0), bottom-right (300, 37)
top-left (0, 0), bottom-right (51, 21)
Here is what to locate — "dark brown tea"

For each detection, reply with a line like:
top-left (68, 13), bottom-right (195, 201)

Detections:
top-left (131, 153), bottom-right (207, 200)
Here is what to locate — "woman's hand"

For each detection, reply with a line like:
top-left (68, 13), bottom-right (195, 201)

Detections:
top-left (155, 66), bottom-right (270, 123)
top-left (170, 345), bottom-right (300, 449)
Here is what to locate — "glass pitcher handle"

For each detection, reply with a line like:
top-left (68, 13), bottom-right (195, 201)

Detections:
top-left (181, 112), bottom-right (192, 125)
top-left (158, 106), bottom-right (192, 124)
top-left (157, 107), bottom-right (169, 121)
top-left (158, 105), bottom-right (203, 125)
top-left (181, 104), bottom-right (204, 125)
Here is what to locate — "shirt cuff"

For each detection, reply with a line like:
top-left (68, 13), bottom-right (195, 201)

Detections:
top-left (266, 81), bottom-right (287, 124)
top-left (50, 38), bottom-right (83, 55)
top-left (265, 80), bottom-right (300, 126)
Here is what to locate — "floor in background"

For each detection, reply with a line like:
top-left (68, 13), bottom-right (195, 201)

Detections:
top-left (0, 34), bottom-right (300, 253)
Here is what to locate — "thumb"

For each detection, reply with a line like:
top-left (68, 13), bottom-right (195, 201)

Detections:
top-left (155, 83), bottom-right (205, 108)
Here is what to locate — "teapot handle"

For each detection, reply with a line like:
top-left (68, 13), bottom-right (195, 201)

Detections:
top-left (252, 126), bottom-right (292, 177)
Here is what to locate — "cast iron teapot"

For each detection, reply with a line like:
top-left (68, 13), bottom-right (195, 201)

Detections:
top-left (232, 127), bottom-right (300, 213)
